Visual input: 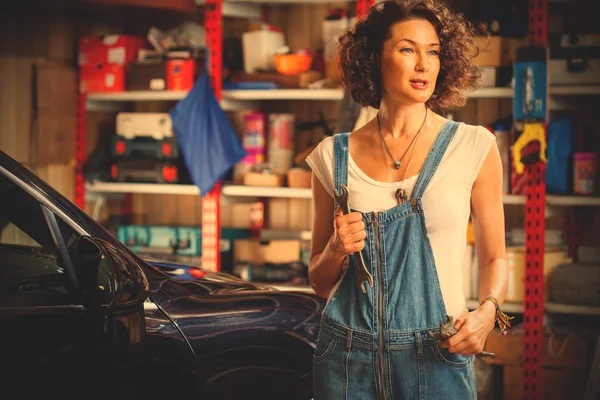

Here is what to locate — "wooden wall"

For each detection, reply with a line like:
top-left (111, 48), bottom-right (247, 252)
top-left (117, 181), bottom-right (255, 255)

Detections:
top-left (0, 6), bottom-right (76, 202)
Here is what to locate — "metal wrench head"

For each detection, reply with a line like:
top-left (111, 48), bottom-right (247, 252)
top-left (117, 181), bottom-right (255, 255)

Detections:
top-left (428, 315), bottom-right (497, 360)
top-left (333, 184), bottom-right (349, 211)
top-left (357, 277), bottom-right (375, 293)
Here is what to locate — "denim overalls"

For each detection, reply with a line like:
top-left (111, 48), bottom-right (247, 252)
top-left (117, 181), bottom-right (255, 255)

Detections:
top-left (313, 121), bottom-right (476, 400)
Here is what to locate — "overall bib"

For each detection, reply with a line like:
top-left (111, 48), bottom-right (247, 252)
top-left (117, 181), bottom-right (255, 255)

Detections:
top-left (313, 121), bottom-right (476, 400)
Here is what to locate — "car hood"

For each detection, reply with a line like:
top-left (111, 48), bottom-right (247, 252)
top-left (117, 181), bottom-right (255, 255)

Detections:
top-left (146, 260), bottom-right (274, 294)
top-left (146, 261), bottom-right (324, 351)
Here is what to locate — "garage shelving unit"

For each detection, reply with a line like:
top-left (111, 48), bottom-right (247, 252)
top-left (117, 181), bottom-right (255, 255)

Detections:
top-left (76, 1), bottom-right (600, 397)
top-left (78, 0), bottom-right (529, 272)
top-left (86, 181), bottom-right (600, 206)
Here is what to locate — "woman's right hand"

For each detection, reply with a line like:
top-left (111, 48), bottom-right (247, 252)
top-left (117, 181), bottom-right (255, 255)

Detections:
top-left (331, 206), bottom-right (367, 255)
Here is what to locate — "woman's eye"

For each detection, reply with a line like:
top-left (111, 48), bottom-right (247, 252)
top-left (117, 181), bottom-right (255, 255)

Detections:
top-left (400, 47), bottom-right (413, 53)
top-left (429, 50), bottom-right (440, 56)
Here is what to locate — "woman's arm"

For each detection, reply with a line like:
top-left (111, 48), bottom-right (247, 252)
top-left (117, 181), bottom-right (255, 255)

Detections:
top-left (308, 172), bottom-right (366, 298)
top-left (442, 140), bottom-right (508, 356)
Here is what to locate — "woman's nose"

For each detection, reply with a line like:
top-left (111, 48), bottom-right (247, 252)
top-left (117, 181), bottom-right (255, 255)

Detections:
top-left (416, 54), bottom-right (429, 72)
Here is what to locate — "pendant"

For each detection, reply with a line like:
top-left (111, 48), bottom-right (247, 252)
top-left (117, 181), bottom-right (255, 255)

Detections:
top-left (394, 160), bottom-right (401, 169)
top-left (395, 188), bottom-right (408, 204)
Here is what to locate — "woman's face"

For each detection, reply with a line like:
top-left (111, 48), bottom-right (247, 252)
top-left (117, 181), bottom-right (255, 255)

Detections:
top-left (380, 18), bottom-right (441, 106)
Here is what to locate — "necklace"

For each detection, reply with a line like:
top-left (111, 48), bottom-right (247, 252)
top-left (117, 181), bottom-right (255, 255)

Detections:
top-left (395, 124), bottom-right (422, 203)
top-left (376, 107), bottom-right (428, 170)
top-left (377, 108), bottom-right (427, 204)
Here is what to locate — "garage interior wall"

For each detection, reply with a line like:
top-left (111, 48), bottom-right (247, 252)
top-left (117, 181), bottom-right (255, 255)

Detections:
top-left (1, 1), bottom-right (600, 236)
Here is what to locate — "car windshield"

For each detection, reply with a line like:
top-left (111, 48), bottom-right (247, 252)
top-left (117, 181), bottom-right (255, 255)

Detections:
top-left (0, 151), bottom-right (168, 282)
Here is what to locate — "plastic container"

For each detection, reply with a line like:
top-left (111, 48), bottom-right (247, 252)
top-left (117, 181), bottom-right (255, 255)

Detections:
top-left (234, 113), bottom-right (266, 181)
top-left (166, 59), bottom-right (195, 90)
top-left (269, 148), bottom-right (293, 174)
top-left (268, 113), bottom-right (295, 151)
top-left (504, 246), bottom-right (571, 303)
top-left (274, 53), bottom-right (312, 75)
top-left (573, 152), bottom-right (598, 195)
top-left (546, 116), bottom-right (575, 194)
top-left (242, 30), bottom-right (285, 73)
top-left (268, 113), bottom-right (295, 174)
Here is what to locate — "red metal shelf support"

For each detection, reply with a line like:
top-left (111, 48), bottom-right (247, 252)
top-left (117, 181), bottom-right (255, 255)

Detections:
top-left (523, 1), bottom-right (548, 399)
top-left (202, 0), bottom-right (223, 272)
top-left (356, 0), bottom-right (373, 19)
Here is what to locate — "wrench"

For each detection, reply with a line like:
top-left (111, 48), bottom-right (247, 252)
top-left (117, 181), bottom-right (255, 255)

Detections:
top-left (428, 315), bottom-right (496, 360)
top-left (333, 184), bottom-right (374, 294)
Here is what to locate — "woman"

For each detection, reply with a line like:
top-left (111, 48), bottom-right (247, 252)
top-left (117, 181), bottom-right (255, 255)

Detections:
top-left (305, 0), bottom-right (509, 399)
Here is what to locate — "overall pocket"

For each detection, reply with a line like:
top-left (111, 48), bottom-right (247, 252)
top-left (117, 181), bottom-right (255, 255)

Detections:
top-left (430, 344), bottom-right (472, 369)
top-left (313, 330), bottom-right (338, 362)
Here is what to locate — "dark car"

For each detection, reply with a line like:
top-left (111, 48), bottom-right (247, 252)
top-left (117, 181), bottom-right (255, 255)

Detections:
top-left (0, 149), bottom-right (324, 400)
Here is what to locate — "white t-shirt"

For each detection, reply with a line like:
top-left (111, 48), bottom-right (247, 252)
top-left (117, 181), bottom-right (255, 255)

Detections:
top-left (306, 122), bottom-right (496, 320)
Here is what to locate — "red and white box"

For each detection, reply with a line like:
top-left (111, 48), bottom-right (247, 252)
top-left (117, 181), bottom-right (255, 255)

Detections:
top-left (78, 35), bottom-right (147, 66)
top-left (79, 64), bottom-right (125, 93)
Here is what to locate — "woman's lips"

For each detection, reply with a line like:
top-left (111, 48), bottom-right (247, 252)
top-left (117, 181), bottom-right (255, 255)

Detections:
top-left (410, 80), bottom-right (429, 90)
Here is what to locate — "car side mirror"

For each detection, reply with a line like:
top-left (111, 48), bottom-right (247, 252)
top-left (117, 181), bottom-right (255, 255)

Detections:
top-left (73, 236), bottom-right (148, 345)
top-left (74, 235), bottom-right (148, 312)
top-left (74, 236), bottom-right (116, 310)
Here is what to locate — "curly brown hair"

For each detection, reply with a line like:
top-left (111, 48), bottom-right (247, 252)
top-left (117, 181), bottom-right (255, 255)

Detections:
top-left (337, 0), bottom-right (482, 110)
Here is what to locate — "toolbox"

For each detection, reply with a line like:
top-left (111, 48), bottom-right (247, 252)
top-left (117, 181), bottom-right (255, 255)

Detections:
top-left (111, 135), bottom-right (179, 159)
top-left (110, 159), bottom-right (179, 183)
top-left (116, 112), bottom-right (173, 139)
top-left (117, 226), bottom-right (250, 272)
top-left (117, 225), bottom-right (201, 256)
top-left (549, 33), bottom-right (600, 85)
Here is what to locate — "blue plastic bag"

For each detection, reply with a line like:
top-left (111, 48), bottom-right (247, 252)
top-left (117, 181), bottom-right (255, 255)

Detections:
top-left (170, 73), bottom-right (246, 195)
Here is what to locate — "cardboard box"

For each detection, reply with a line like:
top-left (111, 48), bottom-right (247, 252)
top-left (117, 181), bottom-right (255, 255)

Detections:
top-left (474, 36), bottom-right (502, 67)
top-left (268, 198), bottom-right (312, 231)
top-left (79, 64), bottom-right (125, 93)
top-left (126, 61), bottom-right (166, 91)
top-left (243, 172), bottom-right (284, 187)
top-left (287, 168), bottom-right (311, 188)
top-left (78, 35), bottom-right (147, 66)
top-left (484, 329), bottom-right (592, 369)
top-left (233, 239), bottom-right (301, 264)
top-left (473, 36), bottom-right (526, 67)
top-left (503, 365), bottom-right (588, 400)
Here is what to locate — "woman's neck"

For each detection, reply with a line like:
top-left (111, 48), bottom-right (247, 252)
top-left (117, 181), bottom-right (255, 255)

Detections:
top-left (377, 101), bottom-right (428, 139)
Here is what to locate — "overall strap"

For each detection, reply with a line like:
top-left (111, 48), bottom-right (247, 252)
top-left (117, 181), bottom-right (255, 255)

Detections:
top-left (333, 132), bottom-right (350, 207)
top-left (412, 121), bottom-right (460, 198)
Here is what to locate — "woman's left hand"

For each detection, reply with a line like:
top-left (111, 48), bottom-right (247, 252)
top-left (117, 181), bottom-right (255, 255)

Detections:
top-left (439, 302), bottom-right (496, 356)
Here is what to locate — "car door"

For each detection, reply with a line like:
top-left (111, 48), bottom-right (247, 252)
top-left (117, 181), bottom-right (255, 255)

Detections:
top-left (0, 172), bottom-right (120, 398)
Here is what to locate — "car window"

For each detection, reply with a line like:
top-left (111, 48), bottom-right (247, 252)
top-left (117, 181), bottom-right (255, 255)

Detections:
top-left (0, 174), bottom-right (76, 308)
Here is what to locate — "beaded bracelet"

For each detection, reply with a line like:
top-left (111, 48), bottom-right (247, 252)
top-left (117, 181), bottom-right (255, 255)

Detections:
top-left (480, 296), bottom-right (514, 336)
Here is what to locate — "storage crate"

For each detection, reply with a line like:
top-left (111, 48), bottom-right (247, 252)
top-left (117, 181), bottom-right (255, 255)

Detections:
top-left (117, 226), bottom-right (250, 271)
top-left (111, 135), bottom-right (179, 160)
